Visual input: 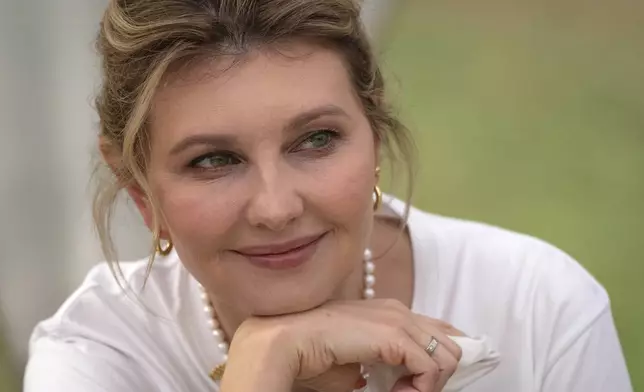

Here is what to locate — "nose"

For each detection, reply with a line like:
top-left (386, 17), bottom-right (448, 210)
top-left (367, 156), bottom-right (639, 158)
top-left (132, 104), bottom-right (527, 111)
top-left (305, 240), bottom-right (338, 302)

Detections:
top-left (246, 166), bottom-right (304, 232)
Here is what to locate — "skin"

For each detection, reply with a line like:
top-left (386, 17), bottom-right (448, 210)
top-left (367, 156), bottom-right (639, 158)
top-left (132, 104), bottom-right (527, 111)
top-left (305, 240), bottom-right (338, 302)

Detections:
top-left (118, 41), bottom-right (461, 391)
top-left (139, 43), bottom-right (392, 325)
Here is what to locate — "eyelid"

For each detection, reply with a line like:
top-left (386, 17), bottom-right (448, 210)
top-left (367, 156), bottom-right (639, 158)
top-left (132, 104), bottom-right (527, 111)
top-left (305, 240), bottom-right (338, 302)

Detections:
top-left (188, 150), bottom-right (241, 168)
top-left (290, 128), bottom-right (340, 150)
top-left (186, 128), bottom-right (340, 169)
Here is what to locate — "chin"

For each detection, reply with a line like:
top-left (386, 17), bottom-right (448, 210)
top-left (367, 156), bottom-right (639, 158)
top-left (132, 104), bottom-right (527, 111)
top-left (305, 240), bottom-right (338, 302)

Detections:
top-left (247, 285), bottom-right (335, 316)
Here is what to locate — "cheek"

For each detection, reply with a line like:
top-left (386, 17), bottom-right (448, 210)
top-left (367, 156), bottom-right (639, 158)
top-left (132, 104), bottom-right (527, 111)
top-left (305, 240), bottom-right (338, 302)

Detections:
top-left (313, 149), bottom-right (376, 235)
top-left (157, 182), bottom-right (242, 251)
top-left (326, 170), bottom-right (373, 219)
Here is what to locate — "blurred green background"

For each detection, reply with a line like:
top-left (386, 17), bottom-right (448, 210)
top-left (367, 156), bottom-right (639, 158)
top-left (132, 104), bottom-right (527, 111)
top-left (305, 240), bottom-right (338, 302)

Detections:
top-left (1, 0), bottom-right (641, 390)
top-left (382, 0), bottom-right (643, 390)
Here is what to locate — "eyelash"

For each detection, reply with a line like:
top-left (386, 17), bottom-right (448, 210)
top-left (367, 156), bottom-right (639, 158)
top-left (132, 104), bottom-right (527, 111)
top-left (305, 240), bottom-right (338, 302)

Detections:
top-left (290, 128), bottom-right (341, 154)
top-left (188, 152), bottom-right (241, 172)
top-left (187, 128), bottom-right (342, 172)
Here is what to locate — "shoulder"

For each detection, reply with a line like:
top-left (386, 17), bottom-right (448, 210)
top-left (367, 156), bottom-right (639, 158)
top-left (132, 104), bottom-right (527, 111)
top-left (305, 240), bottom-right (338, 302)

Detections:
top-left (421, 208), bottom-right (606, 305)
top-left (28, 254), bottom-right (189, 356)
top-left (387, 197), bottom-right (610, 340)
top-left (400, 202), bottom-right (617, 380)
top-left (26, 254), bottom-right (215, 390)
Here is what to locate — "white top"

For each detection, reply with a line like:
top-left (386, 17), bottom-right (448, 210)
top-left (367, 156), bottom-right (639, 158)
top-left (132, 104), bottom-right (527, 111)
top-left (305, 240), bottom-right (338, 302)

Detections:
top-left (24, 198), bottom-right (633, 391)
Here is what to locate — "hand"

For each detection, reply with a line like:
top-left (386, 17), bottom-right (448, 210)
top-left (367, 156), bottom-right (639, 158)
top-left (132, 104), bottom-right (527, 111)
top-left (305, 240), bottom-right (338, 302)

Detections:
top-left (225, 299), bottom-right (463, 392)
top-left (299, 313), bottom-right (465, 392)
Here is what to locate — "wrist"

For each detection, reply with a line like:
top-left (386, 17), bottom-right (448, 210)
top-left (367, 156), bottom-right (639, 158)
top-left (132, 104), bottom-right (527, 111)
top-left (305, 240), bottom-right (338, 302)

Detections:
top-left (220, 320), bottom-right (298, 392)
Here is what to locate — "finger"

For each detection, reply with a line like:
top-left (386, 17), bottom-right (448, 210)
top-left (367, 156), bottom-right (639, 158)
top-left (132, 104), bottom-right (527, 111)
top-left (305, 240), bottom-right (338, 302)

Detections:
top-left (300, 301), bottom-right (451, 390)
top-left (299, 363), bottom-right (361, 392)
top-left (412, 315), bottom-right (463, 360)
top-left (344, 300), bottom-right (465, 357)
top-left (404, 324), bottom-right (459, 390)
top-left (390, 375), bottom-right (420, 392)
top-left (383, 333), bottom-right (441, 392)
top-left (425, 340), bottom-right (459, 390)
top-left (329, 301), bottom-right (456, 390)
top-left (409, 359), bottom-right (441, 392)
top-left (405, 321), bottom-right (461, 363)
top-left (414, 315), bottom-right (466, 337)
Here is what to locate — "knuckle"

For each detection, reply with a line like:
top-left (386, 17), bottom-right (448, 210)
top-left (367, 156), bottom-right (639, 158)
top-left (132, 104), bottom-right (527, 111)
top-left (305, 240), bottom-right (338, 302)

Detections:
top-left (385, 323), bottom-right (407, 341)
top-left (300, 338), bottom-right (335, 376)
top-left (446, 356), bottom-right (459, 374)
top-left (236, 316), bottom-right (264, 337)
top-left (441, 321), bottom-right (465, 337)
top-left (382, 298), bottom-right (406, 312)
top-left (380, 336), bottom-right (407, 365)
top-left (381, 299), bottom-right (413, 328)
top-left (454, 342), bottom-right (463, 361)
top-left (255, 318), bottom-right (290, 342)
top-left (390, 316), bottom-right (408, 332)
top-left (436, 319), bottom-right (454, 331)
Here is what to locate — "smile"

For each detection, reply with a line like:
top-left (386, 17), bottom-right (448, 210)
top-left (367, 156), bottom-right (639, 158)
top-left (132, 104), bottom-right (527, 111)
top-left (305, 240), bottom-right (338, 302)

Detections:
top-left (234, 232), bottom-right (328, 270)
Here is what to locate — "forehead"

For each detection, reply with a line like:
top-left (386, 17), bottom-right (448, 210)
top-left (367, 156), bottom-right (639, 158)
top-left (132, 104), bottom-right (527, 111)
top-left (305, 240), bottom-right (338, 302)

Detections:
top-left (149, 42), bottom-right (361, 142)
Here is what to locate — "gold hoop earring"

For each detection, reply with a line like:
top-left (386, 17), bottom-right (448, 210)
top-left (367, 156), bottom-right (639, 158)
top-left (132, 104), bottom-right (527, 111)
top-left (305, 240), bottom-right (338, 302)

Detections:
top-left (373, 185), bottom-right (382, 211)
top-left (373, 166), bottom-right (382, 211)
top-left (156, 238), bottom-right (173, 256)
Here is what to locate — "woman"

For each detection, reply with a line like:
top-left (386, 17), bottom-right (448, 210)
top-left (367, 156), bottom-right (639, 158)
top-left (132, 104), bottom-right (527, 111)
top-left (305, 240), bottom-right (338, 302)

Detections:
top-left (25, 0), bottom-right (632, 391)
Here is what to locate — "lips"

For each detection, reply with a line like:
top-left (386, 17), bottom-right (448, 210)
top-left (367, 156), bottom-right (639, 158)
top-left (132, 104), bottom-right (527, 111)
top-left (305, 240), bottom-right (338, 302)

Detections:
top-left (235, 233), bottom-right (326, 256)
top-left (234, 232), bottom-right (327, 270)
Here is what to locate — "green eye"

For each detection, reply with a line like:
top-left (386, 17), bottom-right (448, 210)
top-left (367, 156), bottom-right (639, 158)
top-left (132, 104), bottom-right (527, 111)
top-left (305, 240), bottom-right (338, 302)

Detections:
top-left (296, 130), bottom-right (337, 151)
top-left (190, 153), bottom-right (240, 169)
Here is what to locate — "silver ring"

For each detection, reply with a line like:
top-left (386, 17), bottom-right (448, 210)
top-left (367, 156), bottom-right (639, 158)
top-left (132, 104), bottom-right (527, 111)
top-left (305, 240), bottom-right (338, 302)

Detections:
top-left (425, 336), bottom-right (439, 356)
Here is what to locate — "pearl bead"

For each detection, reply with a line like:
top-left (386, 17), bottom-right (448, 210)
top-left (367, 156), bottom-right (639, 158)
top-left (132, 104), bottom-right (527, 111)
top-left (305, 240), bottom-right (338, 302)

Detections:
top-left (212, 329), bottom-right (224, 340)
top-left (204, 306), bottom-right (214, 316)
top-left (363, 288), bottom-right (375, 299)
top-left (364, 261), bottom-right (375, 274)
top-left (207, 318), bottom-right (219, 329)
top-left (363, 248), bottom-right (372, 260)
top-left (218, 342), bottom-right (229, 351)
top-left (364, 274), bottom-right (376, 288)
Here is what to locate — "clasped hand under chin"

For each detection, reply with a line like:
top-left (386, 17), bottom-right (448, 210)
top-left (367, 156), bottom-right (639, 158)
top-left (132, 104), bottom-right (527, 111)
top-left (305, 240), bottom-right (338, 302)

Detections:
top-left (221, 299), bottom-right (465, 392)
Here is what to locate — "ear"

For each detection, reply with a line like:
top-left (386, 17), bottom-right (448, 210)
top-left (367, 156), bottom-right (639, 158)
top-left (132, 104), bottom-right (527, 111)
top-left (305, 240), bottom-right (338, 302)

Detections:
top-left (126, 185), bottom-right (156, 234)
top-left (98, 136), bottom-right (167, 238)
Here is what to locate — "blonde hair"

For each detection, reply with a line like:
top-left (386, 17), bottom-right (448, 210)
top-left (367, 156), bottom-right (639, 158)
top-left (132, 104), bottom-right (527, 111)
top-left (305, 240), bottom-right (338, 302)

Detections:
top-left (93, 0), bottom-right (416, 274)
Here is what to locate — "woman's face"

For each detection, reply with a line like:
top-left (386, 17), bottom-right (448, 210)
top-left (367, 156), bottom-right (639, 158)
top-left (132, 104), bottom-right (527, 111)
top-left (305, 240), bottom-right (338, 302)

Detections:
top-left (141, 42), bottom-right (378, 316)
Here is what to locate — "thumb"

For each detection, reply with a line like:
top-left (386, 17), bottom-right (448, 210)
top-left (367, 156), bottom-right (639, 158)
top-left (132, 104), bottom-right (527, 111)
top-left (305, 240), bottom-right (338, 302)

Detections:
top-left (298, 363), bottom-right (363, 392)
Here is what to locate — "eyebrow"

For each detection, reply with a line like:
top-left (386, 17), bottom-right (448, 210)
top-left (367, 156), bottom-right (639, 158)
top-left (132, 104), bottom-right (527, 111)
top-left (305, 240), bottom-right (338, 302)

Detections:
top-left (169, 104), bottom-right (349, 156)
top-left (169, 134), bottom-right (238, 156)
top-left (284, 104), bottom-right (349, 134)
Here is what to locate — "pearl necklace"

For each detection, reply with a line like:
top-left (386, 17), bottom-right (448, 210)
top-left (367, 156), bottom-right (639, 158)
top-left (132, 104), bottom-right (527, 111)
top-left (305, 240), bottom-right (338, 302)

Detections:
top-left (201, 248), bottom-right (376, 384)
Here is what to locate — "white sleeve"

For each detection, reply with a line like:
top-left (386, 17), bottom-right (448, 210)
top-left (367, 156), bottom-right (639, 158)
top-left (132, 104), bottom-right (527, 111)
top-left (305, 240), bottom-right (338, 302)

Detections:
top-left (541, 308), bottom-right (633, 392)
top-left (24, 337), bottom-right (155, 392)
